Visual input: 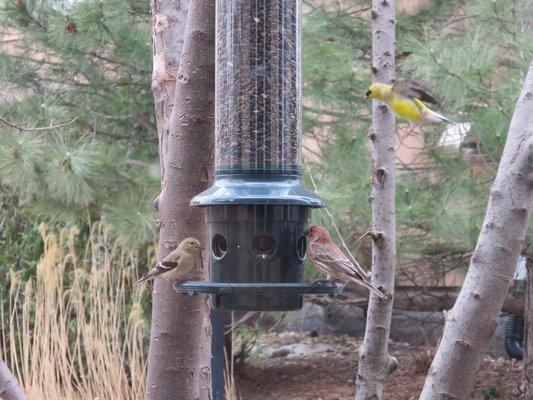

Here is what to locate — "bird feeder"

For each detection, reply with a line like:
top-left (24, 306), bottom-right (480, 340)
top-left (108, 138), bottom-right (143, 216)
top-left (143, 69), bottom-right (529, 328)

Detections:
top-left (178, 0), bottom-right (340, 311)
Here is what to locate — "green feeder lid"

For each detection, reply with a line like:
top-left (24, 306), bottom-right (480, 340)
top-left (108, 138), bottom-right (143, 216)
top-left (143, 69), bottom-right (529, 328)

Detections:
top-left (190, 174), bottom-right (325, 207)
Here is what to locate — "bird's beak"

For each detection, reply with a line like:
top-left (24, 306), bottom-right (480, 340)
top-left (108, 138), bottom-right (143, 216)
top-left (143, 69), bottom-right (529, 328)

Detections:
top-left (364, 90), bottom-right (371, 100)
top-left (197, 243), bottom-right (204, 250)
top-left (303, 228), bottom-right (310, 236)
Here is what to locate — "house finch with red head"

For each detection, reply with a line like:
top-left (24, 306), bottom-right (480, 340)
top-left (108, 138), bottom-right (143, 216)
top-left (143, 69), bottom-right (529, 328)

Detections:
top-left (308, 226), bottom-right (383, 297)
top-left (135, 237), bottom-right (204, 284)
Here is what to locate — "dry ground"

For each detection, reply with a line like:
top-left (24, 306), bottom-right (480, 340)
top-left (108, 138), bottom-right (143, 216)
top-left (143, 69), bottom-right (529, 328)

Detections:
top-left (235, 332), bottom-right (522, 400)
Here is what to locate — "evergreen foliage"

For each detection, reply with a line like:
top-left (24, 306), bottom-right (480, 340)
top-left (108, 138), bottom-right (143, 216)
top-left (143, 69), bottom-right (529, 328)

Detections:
top-left (0, 0), bottom-right (531, 283)
top-left (303, 0), bottom-right (532, 280)
top-left (0, 0), bottom-right (158, 269)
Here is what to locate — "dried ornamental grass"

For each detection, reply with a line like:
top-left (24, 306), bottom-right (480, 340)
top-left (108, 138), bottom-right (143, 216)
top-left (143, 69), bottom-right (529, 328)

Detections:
top-left (0, 222), bottom-right (149, 400)
top-left (224, 314), bottom-right (241, 400)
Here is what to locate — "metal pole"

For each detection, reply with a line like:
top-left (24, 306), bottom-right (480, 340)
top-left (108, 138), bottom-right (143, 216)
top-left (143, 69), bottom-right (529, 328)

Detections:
top-left (211, 310), bottom-right (226, 400)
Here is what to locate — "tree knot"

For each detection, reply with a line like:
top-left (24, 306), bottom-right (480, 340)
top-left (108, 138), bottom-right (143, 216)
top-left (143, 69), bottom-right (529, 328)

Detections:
top-left (373, 166), bottom-right (387, 186)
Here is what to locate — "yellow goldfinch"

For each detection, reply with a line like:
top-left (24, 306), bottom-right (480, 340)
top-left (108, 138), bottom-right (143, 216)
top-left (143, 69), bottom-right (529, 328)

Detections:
top-left (364, 82), bottom-right (453, 126)
top-left (135, 238), bottom-right (204, 284)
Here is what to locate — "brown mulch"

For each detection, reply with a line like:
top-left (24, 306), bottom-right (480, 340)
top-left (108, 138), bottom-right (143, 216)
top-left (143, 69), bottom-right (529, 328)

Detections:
top-left (235, 333), bottom-right (523, 400)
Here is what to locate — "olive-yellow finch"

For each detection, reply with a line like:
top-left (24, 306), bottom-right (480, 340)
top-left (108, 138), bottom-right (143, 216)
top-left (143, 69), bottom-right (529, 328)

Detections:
top-left (308, 226), bottom-right (383, 298)
top-left (135, 238), bottom-right (204, 284)
top-left (364, 82), bottom-right (452, 125)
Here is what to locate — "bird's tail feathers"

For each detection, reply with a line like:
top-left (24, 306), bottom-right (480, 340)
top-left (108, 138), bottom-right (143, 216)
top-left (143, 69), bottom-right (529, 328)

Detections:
top-left (349, 276), bottom-right (385, 298)
top-left (134, 274), bottom-right (153, 285)
top-left (134, 265), bottom-right (161, 285)
top-left (426, 109), bottom-right (454, 124)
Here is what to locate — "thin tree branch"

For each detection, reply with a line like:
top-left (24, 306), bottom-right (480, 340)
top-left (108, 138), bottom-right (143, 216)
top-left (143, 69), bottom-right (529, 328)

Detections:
top-left (304, 159), bottom-right (371, 280)
top-left (0, 116), bottom-right (77, 132)
top-left (356, 0), bottom-right (397, 398)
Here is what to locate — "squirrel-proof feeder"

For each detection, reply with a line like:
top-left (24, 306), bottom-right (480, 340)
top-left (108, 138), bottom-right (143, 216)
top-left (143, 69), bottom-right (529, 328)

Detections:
top-left (177, 0), bottom-right (340, 311)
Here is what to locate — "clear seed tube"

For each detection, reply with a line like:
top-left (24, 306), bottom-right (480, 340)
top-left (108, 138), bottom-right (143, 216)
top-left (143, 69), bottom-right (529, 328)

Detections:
top-left (216, 0), bottom-right (301, 175)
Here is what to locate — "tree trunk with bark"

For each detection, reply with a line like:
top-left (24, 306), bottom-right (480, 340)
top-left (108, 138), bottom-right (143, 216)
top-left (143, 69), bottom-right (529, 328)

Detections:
top-left (523, 261), bottom-right (533, 398)
top-left (146, 1), bottom-right (215, 399)
top-left (420, 62), bottom-right (533, 399)
top-left (355, 1), bottom-right (396, 399)
top-left (0, 359), bottom-right (27, 400)
top-left (151, 0), bottom-right (188, 179)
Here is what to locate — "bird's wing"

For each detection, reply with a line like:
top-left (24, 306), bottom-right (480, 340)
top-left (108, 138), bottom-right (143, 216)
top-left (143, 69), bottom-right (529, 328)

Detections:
top-left (320, 244), bottom-right (371, 279)
top-left (311, 245), bottom-right (383, 298)
top-left (135, 256), bottom-right (181, 284)
top-left (394, 82), bottom-right (439, 105)
top-left (312, 245), bottom-right (367, 281)
top-left (159, 260), bottom-right (180, 269)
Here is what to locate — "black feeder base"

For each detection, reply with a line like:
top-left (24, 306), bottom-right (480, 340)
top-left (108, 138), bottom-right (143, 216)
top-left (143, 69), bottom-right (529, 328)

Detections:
top-left (175, 281), bottom-right (343, 311)
top-left (190, 175), bottom-right (327, 311)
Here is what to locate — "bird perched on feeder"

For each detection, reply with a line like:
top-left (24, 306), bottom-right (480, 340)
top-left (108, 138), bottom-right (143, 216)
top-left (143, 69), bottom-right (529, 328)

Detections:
top-left (307, 226), bottom-right (384, 298)
top-left (364, 82), bottom-right (453, 127)
top-left (135, 237), bottom-right (204, 284)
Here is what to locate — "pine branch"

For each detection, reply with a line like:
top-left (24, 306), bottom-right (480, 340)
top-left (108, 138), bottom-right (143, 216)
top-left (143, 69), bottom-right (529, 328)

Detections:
top-left (0, 116), bottom-right (77, 132)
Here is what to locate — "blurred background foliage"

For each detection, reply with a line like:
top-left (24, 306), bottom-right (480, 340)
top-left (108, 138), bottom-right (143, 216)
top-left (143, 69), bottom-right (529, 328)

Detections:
top-left (0, 0), bottom-right (157, 256)
top-left (0, 1), bottom-right (531, 396)
top-left (0, 0), bottom-right (531, 286)
top-left (303, 0), bottom-right (532, 282)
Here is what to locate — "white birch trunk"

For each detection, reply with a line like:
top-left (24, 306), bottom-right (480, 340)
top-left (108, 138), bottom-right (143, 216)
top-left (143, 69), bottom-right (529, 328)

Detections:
top-left (420, 62), bottom-right (533, 399)
top-left (355, 1), bottom-right (396, 399)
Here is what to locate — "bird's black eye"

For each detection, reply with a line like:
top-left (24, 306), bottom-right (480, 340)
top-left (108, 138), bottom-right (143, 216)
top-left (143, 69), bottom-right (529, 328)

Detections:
top-left (365, 90), bottom-right (372, 96)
